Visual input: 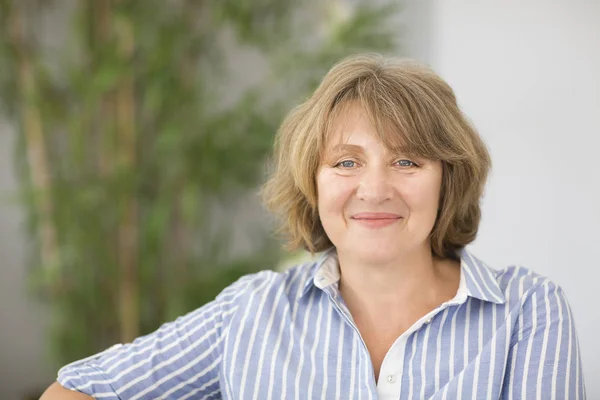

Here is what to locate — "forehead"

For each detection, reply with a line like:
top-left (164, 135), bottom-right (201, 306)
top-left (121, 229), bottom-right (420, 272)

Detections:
top-left (323, 100), bottom-right (409, 154)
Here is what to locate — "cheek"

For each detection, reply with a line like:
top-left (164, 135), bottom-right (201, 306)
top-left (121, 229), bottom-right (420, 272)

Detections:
top-left (316, 172), bottom-right (355, 216)
top-left (403, 178), bottom-right (442, 214)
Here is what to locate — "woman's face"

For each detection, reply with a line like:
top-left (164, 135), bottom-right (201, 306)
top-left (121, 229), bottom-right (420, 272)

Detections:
top-left (316, 103), bottom-right (443, 264)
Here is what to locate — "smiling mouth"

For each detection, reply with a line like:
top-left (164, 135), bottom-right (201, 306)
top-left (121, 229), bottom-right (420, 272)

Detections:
top-left (350, 213), bottom-right (402, 228)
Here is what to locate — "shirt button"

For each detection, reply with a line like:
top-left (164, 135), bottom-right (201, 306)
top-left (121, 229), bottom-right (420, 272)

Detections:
top-left (387, 374), bottom-right (396, 383)
top-left (424, 318), bottom-right (432, 324)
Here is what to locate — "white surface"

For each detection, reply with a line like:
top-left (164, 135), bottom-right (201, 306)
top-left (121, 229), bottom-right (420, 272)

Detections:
top-left (430, 1), bottom-right (600, 396)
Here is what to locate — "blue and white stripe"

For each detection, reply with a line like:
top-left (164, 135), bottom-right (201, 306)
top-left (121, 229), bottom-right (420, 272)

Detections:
top-left (57, 248), bottom-right (586, 399)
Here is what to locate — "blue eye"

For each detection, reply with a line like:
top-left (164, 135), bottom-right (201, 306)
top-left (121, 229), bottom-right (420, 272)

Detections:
top-left (396, 159), bottom-right (416, 167)
top-left (339, 160), bottom-right (356, 168)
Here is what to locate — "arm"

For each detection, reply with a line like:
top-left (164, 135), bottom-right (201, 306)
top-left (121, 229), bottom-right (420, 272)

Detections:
top-left (40, 382), bottom-right (93, 400)
top-left (502, 281), bottom-right (586, 399)
top-left (40, 274), bottom-right (254, 399)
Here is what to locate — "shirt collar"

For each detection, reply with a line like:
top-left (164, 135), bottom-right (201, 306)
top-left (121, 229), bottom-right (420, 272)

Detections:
top-left (457, 247), bottom-right (506, 304)
top-left (298, 247), bottom-right (506, 304)
top-left (298, 247), bottom-right (338, 300)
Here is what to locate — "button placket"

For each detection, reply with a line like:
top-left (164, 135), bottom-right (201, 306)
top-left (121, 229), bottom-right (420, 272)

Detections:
top-left (376, 334), bottom-right (406, 399)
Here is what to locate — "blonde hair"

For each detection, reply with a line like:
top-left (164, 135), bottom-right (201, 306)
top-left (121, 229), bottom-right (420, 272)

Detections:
top-left (261, 53), bottom-right (491, 259)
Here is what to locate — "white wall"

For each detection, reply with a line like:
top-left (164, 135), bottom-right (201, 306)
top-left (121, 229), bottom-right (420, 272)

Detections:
top-left (430, 1), bottom-right (600, 396)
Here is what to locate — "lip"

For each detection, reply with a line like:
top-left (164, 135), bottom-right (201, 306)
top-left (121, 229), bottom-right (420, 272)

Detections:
top-left (352, 212), bottom-right (402, 219)
top-left (351, 213), bottom-right (402, 228)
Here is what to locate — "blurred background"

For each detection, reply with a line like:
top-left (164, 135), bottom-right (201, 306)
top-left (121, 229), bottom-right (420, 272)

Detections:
top-left (0, 0), bottom-right (598, 399)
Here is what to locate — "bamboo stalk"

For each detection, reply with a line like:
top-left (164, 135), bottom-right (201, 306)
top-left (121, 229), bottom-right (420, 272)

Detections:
top-left (7, 2), bottom-right (60, 277)
top-left (91, 0), bottom-right (119, 349)
top-left (114, 0), bottom-right (140, 343)
top-left (95, 0), bottom-right (115, 177)
top-left (166, 0), bottom-right (198, 313)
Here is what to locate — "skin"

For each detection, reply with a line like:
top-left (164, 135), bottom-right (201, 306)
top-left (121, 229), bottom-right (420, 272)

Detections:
top-left (316, 102), bottom-right (461, 381)
top-left (39, 382), bottom-right (92, 399)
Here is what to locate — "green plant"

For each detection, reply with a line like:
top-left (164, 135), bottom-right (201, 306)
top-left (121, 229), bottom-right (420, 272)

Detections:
top-left (0, 0), bottom-right (399, 369)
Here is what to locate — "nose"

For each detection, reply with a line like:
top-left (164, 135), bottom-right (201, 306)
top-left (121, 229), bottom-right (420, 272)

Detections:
top-left (356, 165), bottom-right (393, 204)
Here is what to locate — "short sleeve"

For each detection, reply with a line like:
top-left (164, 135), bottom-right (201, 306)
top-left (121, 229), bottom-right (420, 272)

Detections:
top-left (57, 273), bottom-right (258, 399)
top-left (502, 280), bottom-right (586, 399)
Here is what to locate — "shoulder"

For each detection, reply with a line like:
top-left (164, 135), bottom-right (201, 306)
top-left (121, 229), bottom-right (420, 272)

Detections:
top-left (492, 264), bottom-right (576, 340)
top-left (494, 264), bottom-right (567, 307)
top-left (461, 249), bottom-right (568, 308)
top-left (215, 261), bottom-right (317, 310)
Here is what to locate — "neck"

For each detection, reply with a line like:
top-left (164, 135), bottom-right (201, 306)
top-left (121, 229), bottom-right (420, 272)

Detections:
top-left (336, 246), bottom-right (458, 310)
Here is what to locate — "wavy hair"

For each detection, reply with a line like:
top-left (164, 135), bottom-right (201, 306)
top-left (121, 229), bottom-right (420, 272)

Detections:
top-left (261, 54), bottom-right (491, 259)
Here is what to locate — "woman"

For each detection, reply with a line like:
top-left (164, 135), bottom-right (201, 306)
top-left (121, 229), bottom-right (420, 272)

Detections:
top-left (41, 54), bottom-right (585, 399)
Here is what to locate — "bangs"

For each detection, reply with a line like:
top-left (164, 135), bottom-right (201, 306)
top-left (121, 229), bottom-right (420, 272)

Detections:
top-left (262, 54), bottom-right (491, 257)
top-left (321, 74), bottom-right (446, 161)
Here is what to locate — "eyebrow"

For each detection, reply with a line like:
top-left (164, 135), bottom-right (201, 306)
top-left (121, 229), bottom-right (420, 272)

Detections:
top-left (327, 144), bottom-right (364, 154)
top-left (327, 143), bottom-right (413, 158)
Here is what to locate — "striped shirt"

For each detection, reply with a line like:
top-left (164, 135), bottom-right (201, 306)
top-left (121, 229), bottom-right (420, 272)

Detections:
top-left (57, 247), bottom-right (586, 399)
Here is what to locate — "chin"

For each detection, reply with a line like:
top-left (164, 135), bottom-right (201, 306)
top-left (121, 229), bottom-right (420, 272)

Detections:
top-left (338, 232), bottom-right (428, 264)
top-left (343, 241), bottom-right (402, 264)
